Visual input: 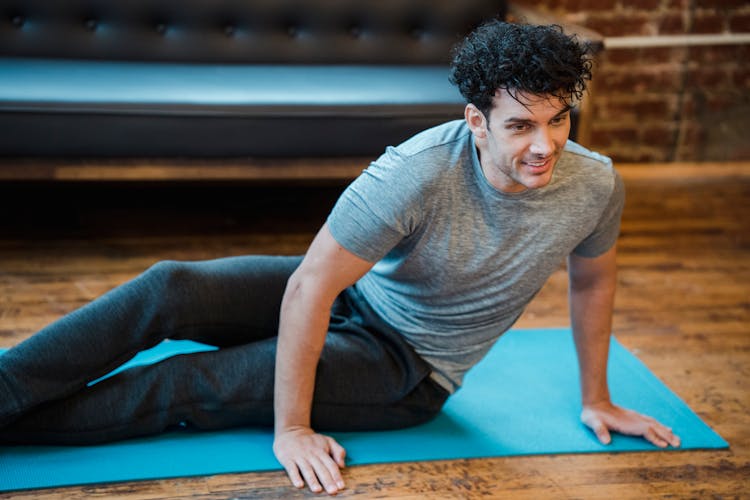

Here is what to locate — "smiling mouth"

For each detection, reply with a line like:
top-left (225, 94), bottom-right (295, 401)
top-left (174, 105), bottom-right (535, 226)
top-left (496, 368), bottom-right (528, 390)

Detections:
top-left (522, 159), bottom-right (551, 171)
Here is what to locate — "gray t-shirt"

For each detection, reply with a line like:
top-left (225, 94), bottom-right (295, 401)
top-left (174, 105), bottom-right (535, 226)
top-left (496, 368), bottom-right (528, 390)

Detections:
top-left (327, 119), bottom-right (624, 392)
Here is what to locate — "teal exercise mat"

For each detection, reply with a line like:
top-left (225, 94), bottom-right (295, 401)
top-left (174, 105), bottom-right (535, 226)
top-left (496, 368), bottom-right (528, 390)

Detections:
top-left (0, 328), bottom-right (728, 492)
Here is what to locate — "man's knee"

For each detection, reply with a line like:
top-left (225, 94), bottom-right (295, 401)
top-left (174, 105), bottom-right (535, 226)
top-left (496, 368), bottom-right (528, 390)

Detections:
top-left (142, 260), bottom-right (194, 293)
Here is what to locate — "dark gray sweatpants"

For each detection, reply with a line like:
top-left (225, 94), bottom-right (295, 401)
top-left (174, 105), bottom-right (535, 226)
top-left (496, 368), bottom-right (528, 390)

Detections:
top-left (0, 256), bottom-right (448, 444)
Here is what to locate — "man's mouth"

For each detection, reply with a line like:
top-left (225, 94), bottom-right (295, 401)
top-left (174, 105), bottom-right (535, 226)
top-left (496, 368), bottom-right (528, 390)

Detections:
top-left (522, 158), bottom-right (552, 172)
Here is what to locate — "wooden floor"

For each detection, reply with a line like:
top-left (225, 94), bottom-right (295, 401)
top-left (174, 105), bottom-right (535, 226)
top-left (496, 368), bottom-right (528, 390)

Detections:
top-left (0, 163), bottom-right (748, 499)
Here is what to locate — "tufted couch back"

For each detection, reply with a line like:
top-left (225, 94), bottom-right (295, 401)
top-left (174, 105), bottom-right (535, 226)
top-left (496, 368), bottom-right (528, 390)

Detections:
top-left (0, 0), bottom-right (514, 159)
top-left (0, 0), bottom-right (506, 64)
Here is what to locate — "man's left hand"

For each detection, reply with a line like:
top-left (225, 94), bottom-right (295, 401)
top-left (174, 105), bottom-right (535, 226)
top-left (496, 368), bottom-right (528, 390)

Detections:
top-left (581, 400), bottom-right (681, 448)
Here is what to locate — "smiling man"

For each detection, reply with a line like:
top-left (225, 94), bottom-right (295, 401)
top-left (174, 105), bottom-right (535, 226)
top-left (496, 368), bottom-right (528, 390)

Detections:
top-left (0, 20), bottom-right (679, 497)
top-left (273, 21), bottom-right (681, 493)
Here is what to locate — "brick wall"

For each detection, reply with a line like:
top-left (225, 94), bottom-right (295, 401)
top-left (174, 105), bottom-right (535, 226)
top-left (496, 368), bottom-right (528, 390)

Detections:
top-left (522, 0), bottom-right (750, 162)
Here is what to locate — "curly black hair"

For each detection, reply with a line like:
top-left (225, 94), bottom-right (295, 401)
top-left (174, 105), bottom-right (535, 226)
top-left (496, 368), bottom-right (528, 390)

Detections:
top-left (449, 20), bottom-right (593, 118)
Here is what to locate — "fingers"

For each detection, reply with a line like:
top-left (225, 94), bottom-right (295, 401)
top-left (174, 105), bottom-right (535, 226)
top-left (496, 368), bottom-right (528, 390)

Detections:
top-left (315, 451), bottom-right (346, 493)
top-left (595, 423), bottom-right (612, 445)
top-left (581, 409), bottom-right (612, 445)
top-left (328, 436), bottom-right (347, 467)
top-left (644, 427), bottom-right (669, 448)
top-left (582, 404), bottom-right (681, 448)
top-left (647, 423), bottom-right (681, 448)
top-left (667, 431), bottom-right (681, 448)
top-left (274, 431), bottom-right (347, 495)
top-left (295, 461), bottom-right (319, 492)
top-left (633, 411), bottom-right (680, 448)
top-left (657, 424), bottom-right (681, 448)
top-left (281, 462), bottom-right (305, 489)
top-left (284, 455), bottom-right (343, 495)
top-left (298, 457), bottom-right (330, 494)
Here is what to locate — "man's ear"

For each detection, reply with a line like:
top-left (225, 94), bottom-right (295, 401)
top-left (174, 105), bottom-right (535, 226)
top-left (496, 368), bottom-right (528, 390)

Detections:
top-left (464, 104), bottom-right (488, 139)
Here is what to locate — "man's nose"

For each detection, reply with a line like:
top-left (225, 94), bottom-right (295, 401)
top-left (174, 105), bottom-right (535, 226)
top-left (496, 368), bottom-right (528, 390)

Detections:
top-left (529, 127), bottom-right (555, 157)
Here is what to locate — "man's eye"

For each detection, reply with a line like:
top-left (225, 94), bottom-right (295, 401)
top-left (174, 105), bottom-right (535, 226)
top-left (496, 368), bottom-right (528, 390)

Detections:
top-left (510, 123), bottom-right (529, 132)
top-left (551, 115), bottom-right (568, 125)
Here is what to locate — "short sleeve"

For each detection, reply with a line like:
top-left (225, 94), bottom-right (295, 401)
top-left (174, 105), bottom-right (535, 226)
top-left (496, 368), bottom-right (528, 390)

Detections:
top-left (326, 146), bottom-right (424, 263)
top-left (572, 169), bottom-right (625, 257)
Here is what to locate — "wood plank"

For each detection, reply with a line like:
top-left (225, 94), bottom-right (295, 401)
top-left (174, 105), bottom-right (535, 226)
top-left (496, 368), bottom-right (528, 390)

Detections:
top-left (1, 158), bottom-right (749, 183)
top-left (617, 161), bottom-right (750, 181)
top-left (0, 157), bottom-right (371, 182)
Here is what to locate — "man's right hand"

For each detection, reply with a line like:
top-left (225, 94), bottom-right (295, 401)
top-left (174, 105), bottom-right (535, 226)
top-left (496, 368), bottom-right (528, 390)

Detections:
top-left (273, 426), bottom-right (347, 495)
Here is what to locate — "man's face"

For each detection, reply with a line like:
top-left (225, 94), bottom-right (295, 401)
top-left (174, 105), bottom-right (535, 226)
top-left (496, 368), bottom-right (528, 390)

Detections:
top-left (467, 90), bottom-right (572, 193)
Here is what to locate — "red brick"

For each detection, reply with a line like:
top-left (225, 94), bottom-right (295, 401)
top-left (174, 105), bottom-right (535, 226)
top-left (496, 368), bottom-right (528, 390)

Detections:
top-left (686, 67), bottom-right (733, 88)
top-left (704, 94), bottom-right (735, 112)
top-left (592, 100), bottom-right (624, 120)
top-left (597, 72), bottom-right (630, 94)
top-left (584, 13), bottom-right (651, 37)
top-left (648, 70), bottom-right (685, 92)
top-left (680, 123), bottom-right (706, 144)
top-left (600, 49), bottom-right (641, 65)
top-left (539, 0), bottom-right (568, 11)
top-left (729, 12), bottom-right (750, 31)
top-left (690, 12), bottom-right (726, 33)
top-left (632, 97), bottom-right (678, 120)
top-left (688, 45), bottom-right (744, 64)
top-left (626, 0), bottom-right (663, 10)
top-left (732, 67), bottom-right (750, 88)
top-left (658, 12), bottom-right (687, 34)
top-left (736, 45), bottom-right (750, 62)
top-left (642, 124), bottom-right (678, 146)
top-left (592, 99), bottom-right (647, 121)
top-left (589, 129), bottom-right (613, 147)
top-left (590, 126), bottom-right (639, 146)
top-left (596, 96), bottom-right (678, 121)
top-left (681, 95), bottom-right (697, 115)
top-left (638, 46), bottom-right (687, 64)
top-left (665, 0), bottom-right (689, 8)
top-left (598, 68), bottom-right (683, 94)
top-left (576, 0), bottom-right (619, 11)
top-left (694, 0), bottom-right (747, 8)
top-left (519, 0), bottom-right (547, 8)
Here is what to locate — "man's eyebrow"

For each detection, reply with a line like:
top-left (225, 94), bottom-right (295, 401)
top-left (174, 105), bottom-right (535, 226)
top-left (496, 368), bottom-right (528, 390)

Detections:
top-left (503, 117), bottom-right (533, 124)
top-left (554, 105), bottom-right (574, 117)
top-left (503, 105), bottom-right (574, 124)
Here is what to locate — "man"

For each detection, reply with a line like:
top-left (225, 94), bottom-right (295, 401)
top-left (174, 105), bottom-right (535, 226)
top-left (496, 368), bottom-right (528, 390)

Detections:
top-left (274, 20), bottom-right (681, 493)
top-left (0, 21), bottom-right (679, 496)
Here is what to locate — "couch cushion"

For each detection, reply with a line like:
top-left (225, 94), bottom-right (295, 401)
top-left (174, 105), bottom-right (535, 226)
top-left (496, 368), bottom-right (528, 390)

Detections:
top-left (0, 58), bottom-right (466, 157)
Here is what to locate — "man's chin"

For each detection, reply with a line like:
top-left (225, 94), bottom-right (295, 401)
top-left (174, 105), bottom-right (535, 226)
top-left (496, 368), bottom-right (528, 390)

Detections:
top-left (520, 158), bottom-right (558, 187)
top-left (521, 169), bottom-right (555, 190)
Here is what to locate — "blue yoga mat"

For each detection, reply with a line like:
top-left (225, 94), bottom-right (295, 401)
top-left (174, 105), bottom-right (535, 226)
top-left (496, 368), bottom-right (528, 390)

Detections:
top-left (0, 328), bottom-right (727, 492)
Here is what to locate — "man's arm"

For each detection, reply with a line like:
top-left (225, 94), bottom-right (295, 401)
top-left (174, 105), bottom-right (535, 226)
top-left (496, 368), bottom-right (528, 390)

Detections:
top-left (273, 223), bottom-right (374, 495)
top-left (568, 244), bottom-right (681, 448)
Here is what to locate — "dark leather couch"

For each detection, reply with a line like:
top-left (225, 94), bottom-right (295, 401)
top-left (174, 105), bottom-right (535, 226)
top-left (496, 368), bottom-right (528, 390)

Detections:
top-left (0, 0), bottom-right (509, 159)
top-left (0, 1), bottom-right (601, 164)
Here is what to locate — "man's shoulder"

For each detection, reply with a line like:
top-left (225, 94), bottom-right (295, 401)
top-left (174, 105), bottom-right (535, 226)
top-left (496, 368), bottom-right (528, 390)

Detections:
top-left (558, 141), bottom-right (617, 188)
top-left (368, 119), bottom-right (473, 190)
top-left (552, 141), bottom-right (621, 209)
top-left (394, 119), bottom-right (472, 159)
top-left (561, 140), bottom-right (613, 171)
